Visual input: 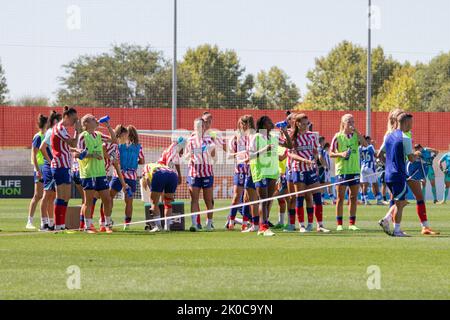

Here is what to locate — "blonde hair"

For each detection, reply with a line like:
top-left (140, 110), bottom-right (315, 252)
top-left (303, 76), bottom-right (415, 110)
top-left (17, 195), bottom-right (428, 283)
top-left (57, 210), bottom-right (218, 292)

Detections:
top-left (385, 108), bottom-right (405, 136)
top-left (80, 114), bottom-right (95, 131)
top-left (339, 114), bottom-right (354, 133)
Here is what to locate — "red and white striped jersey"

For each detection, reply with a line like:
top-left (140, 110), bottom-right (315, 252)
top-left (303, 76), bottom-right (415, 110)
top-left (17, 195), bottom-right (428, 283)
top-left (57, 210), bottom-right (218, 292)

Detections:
top-left (229, 134), bottom-right (249, 174)
top-left (50, 121), bottom-right (72, 169)
top-left (186, 134), bottom-right (215, 178)
top-left (158, 143), bottom-right (181, 169)
top-left (290, 131), bottom-right (319, 172)
top-left (113, 145), bottom-right (145, 180)
top-left (103, 142), bottom-right (119, 176)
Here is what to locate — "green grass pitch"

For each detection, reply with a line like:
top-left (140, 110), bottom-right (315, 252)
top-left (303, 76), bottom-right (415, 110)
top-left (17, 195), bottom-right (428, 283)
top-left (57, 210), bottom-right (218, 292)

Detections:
top-left (0, 199), bottom-right (449, 300)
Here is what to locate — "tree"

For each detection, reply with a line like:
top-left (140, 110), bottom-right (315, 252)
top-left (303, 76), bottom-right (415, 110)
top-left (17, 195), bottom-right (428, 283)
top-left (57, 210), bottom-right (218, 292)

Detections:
top-left (178, 44), bottom-right (253, 109)
top-left (57, 44), bottom-right (172, 108)
top-left (415, 52), bottom-right (450, 111)
top-left (374, 64), bottom-right (420, 111)
top-left (0, 59), bottom-right (9, 105)
top-left (14, 95), bottom-right (50, 106)
top-left (303, 41), bottom-right (399, 110)
top-left (252, 66), bottom-right (300, 109)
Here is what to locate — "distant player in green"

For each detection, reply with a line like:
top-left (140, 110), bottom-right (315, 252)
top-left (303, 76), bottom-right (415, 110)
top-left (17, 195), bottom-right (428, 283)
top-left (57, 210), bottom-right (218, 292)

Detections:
top-left (438, 152), bottom-right (450, 204)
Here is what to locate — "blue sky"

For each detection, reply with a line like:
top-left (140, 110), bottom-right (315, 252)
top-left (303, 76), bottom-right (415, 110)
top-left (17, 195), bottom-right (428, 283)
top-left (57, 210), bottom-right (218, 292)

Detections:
top-left (0, 0), bottom-right (449, 101)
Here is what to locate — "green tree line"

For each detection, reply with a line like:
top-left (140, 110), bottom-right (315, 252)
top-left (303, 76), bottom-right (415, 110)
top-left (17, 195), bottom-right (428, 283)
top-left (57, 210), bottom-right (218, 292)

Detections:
top-left (1, 41), bottom-right (449, 111)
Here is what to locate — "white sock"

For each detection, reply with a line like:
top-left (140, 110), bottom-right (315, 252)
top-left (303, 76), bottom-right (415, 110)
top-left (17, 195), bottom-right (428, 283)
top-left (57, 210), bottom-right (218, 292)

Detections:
top-left (41, 217), bottom-right (49, 227)
top-left (206, 219), bottom-right (213, 227)
top-left (27, 216), bottom-right (33, 224)
top-left (234, 217), bottom-right (243, 225)
top-left (86, 219), bottom-right (93, 228)
top-left (105, 216), bottom-right (112, 226)
top-left (48, 219), bottom-right (54, 227)
top-left (393, 223), bottom-right (401, 233)
top-left (421, 221), bottom-right (429, 228)
top-left (278, 212), bottom-right (285, 225)
top-left (154, 215), bottom-right (162, 228)
top-left (191, 215), bottom-right (196, 225)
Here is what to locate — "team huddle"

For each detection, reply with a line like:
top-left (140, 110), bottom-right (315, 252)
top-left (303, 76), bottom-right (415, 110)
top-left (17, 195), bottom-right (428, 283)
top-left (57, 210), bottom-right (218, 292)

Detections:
top-left (25, 108), bottom-right (448, 237)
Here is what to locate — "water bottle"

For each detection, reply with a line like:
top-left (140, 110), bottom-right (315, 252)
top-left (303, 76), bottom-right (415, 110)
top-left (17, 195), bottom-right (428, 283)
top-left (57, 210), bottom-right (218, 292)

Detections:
top-left (276, 120), bottom-right (288, 129)
top-left (78, 149), bottom-right (88, 160)
top-left (98, 115), bottom-right (110, 123)
top-left (344, 147), bottom-right (352, 160)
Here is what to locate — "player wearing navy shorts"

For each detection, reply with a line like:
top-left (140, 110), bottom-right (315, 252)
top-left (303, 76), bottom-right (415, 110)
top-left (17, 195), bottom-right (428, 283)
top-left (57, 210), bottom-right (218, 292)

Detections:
top-left (109, 125), bottom-right (145, 230)
top-left (50, 107), bottom-right (81, 231)
top-left (141, 163), bottom-right (179, 232)
top-left (288, 114), bottom-right (329, 233)
top-left (39, 111), bottom-right (62, 231)
top-left (76, 114), bottom-right (116, 233)
top-left (225, 115), bottom-right (253, 230)
top-left (381, 113), bottom-right (416, 237)
top-left (330, 114), bottom-right (367, 231)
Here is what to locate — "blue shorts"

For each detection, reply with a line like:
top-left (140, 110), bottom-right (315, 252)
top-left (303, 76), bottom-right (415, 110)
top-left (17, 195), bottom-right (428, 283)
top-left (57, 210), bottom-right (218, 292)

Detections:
top-left (286, 170), bottom-right (293, 183)
top-left (244, 174), bottom-right (256, 190)
top-left (81, 176), bottom-right (109, 191)
top-left (151, 170), bottom-right (178, 194)
top-left (254, 178), bottom-right (275, 188)
top-left (336, 174), bottom-right (360, 187)
top-left (51, 167), bottom-right (72, 186)
top-left (72, 171), bottom-right (82, 185)
top-left (33, 165), bottom-right (44, 184)
top-left (42, 163), bottom-right (55, 191)
top-left (387, 181), bottom-right (408, 201)
top-left (318, 168), bottom-right (326, 183)
top-left (278, 175), bottom-right (287, 193)
top-left (110, 177), bottom-right (137, 193)
top-left (292, 170), bottom-right (319, 186)
top-left (187, 176), bottom-right (214, 189)
top-left (406, 161), bottom-right (426, 181)
top-left (233, 173), bottom-right (246, 187)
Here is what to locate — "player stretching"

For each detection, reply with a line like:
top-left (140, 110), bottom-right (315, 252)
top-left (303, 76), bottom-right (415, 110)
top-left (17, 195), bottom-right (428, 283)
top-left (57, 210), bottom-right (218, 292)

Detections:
top-left (289, 114), bottom-right (329, 233)
top-left (50, 107), bottom-right (81, 231)
top-left (186, 118), bottom-right (217, 232)
top-left (330, 114), bottom-right (367, 231)
top-left (141, 163), bottom-right (179, 232)
top-left (26, 114), bottom-right (48, 230)
top-left (359, 136), bottom-right (383, 205)
top-left (110, 125), bottom-right (145, 230)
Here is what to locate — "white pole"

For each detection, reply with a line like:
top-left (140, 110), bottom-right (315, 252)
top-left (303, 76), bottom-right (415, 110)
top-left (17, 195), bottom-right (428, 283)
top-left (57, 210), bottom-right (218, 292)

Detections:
top-left (366, 0), bottom-right (372, 136)
top-left (172, 0), bottom-right (177, 131)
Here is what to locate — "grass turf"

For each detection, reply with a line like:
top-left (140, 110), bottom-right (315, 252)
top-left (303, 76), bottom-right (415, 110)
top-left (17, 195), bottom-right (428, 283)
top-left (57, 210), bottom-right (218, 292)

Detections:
top-left (0, 198), bottom-right (449, 300)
